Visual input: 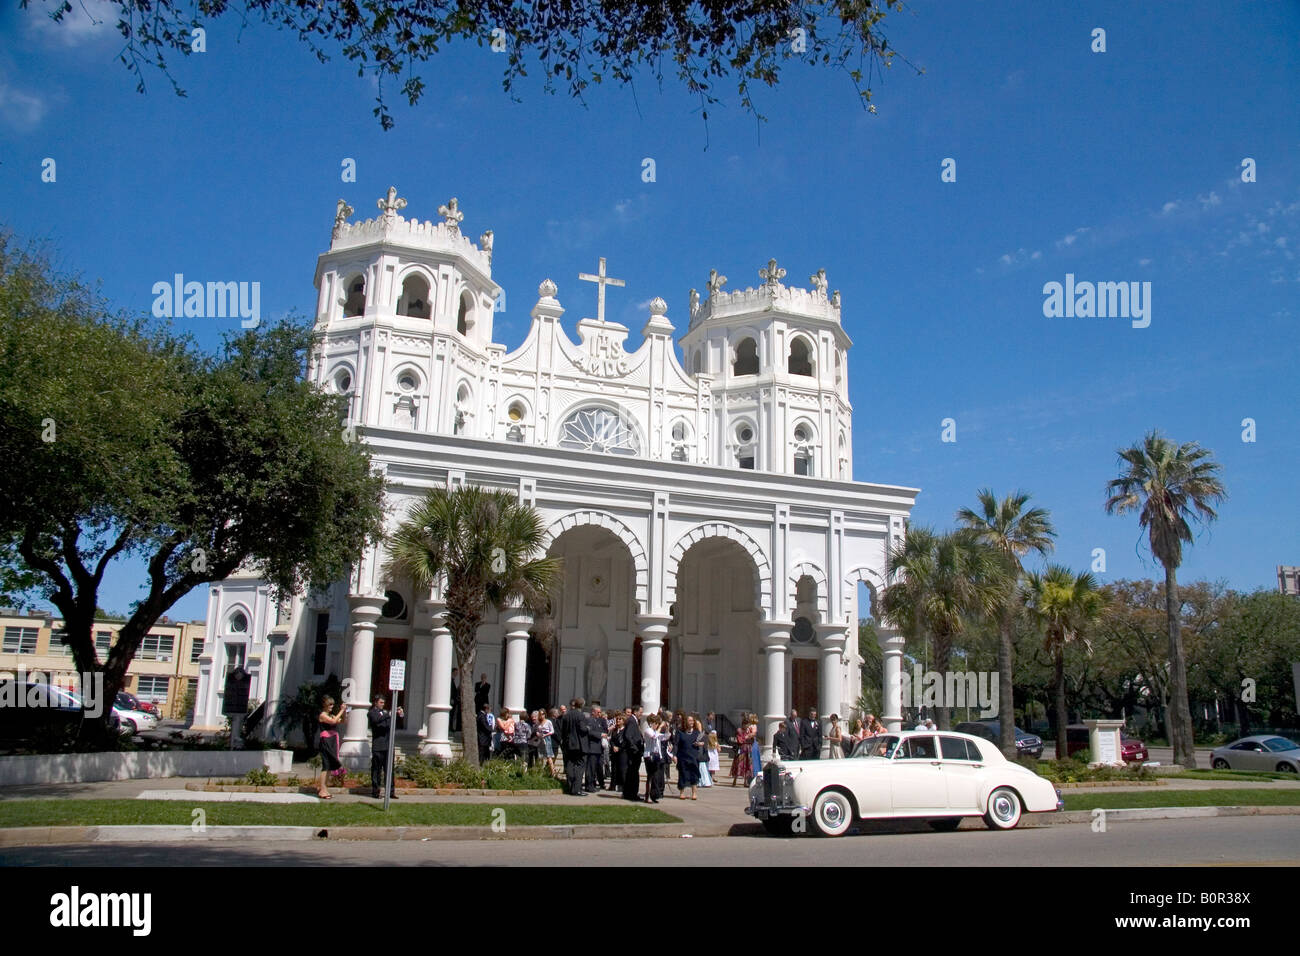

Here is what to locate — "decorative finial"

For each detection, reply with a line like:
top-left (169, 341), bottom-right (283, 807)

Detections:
top-left (438, 197), bottom-right (464, 233)
top-left (706, 269), bottom-right (727, 297)
top-left (759, 258), bottom-right (786, 289)
top-left (810, 268), bottom-right (828, 297)
top-left (377, 186), bottom-right (407, 221)
top-left (333, 199), bottom-right (354, 239)
top-left (649, 296), bottom-right (667, 316)
top-left (538, 278), bottom-right (558, 298)
top-left (688, 288), bottom-right (700, 317)
top-left (479, 229), bottom-right (494, 262)
top-left (831, 290), bottom-right (841, 308)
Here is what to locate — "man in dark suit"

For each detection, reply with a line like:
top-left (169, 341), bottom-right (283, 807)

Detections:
top-left (621, 706), bottom-right (644, 800)
top-left (474, 674), bottom-right (491, 712)
top-left (802, 708), bottom-right (822, 759)
top-left (367, 694), bottom-right (403, 798)
top-left (787, 709), bottom-right (805, 756)
top-left (582, 705), bottom-right (605, 792)
top-left (774, 720), bottom-right (799, 761)
top-left (475, 702), bottom-right (494, 764)
top-left (559, 697), bottom-right (586, 796)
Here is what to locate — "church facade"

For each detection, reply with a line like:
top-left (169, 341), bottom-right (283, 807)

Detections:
top-left (190, 188), bottom-right (919, 759)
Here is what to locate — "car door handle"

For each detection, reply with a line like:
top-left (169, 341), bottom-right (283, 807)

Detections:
top-left (972, 763), bottom-right (983, 768)
top-left (930, 761), bottom-right (941, 766)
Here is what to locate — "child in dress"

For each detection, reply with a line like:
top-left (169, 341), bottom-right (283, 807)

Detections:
top-left (706, 731), bottom-right (720, 780)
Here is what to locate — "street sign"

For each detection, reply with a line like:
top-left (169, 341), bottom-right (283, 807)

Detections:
top-left (388, 659), bottom-right (406, 692)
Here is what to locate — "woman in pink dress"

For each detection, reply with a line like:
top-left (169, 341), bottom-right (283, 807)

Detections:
top-left (731, 714), bottom-right (754, 786)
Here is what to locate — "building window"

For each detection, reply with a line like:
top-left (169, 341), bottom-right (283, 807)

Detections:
top-left (2, 627), bottom-right (37, 655)
top-left (381, 591), bottom-right (408, 621)
top-left (227, 610), bottom-right (249, 634)
top-left (333, 367), bottom-right (352, 394)
top-left (140, 634), bottom-right (175, 661)
top-left (95, 630), bottom-right (112, 654)
top-left (53, 629), bottom-right (73, 656)
top-left (224, 643), bottom-right (246, 673)
top-left (791, 617), bottom-right (816, 645)
top-left (457, 293), bottom-right (472, 335)
top-left (396, 370), bottom-right (419, 392)
top-left (313, 613), bottom-right (329, 677)
top-left (190, 638), bottom-right (205, 663)
top-left (506, 424), bottom-right (524, 443)
top-left (733, 337), bottom-right (759, 376)
top-left (558, 406), bottom-right (641, 456)
top-left (738, 456), bottom-right (755, 470)
top-left (788, 337), bottom-right (814, 376)
top-left (344, 275), bottom-right (366, 317)
top-left (398, 274), bottom-right (431, 319)
top-left (794, 455), bottom-right (812, 476)
top-left (692, 351), bottom-right (702, 374)
top-left (136, 676), bottom-right (170, 702)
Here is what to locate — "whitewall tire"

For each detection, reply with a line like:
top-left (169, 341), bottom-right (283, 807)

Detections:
top-left (811, 788), bottom-right (855, 837)
top-left (983, 787), bottom-right (1022, 830)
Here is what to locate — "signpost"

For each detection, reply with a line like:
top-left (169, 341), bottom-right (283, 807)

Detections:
top-left (385, 660), bottom-right (406, 812)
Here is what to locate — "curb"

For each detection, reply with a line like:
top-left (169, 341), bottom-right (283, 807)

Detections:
top-left (0, 822), bottom-right (732, 845)
top-left (1043, 805), bottom-right (1300, 826)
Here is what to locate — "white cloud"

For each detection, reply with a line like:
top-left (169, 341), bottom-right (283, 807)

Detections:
top-left (1139, 258), bottom-right (1152, 267)
top-left (25, 0), bottom-right (119, 46)
top-left (1161, 201), bottom-right (1181, 215)
top-left (0, 81), bottom-right (47, 130)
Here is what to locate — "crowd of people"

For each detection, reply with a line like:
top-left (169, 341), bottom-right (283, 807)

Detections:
top-left (469, 693), bottom-right (907, 800)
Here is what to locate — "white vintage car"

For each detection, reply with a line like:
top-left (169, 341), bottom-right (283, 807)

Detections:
top-left (747, 730), bottom-right (1062, 836)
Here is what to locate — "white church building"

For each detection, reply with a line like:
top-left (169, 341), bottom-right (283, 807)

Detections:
top-left (191, 188), bottom-right (919, 759)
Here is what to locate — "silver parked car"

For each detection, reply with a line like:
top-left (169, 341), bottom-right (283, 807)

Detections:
top-left (1210, 735), bottom-right (1300, 774)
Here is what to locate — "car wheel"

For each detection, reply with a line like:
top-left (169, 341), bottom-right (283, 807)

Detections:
top-left (1212, 758), bottom-right (1230, 770)
top-left (121, 719), bottom-right (137, 737)
top-left (929, 817), bottom-right (962, 832)
top-left (983, 787), bottom-right (1022, 830)
top-left (811, 788), bottom-right (855, 837)
top-left (761, 817), bottom-right (795, 837)
top-left (1277, 763), bottom-right (1297, 775)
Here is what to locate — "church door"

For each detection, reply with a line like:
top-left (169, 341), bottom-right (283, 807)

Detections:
top-left (371, 638), bottom-right (408, 729)
top-left (792, 658), bottom-right (818, 717)
top-left (523, 636), bottom-right (551, 713)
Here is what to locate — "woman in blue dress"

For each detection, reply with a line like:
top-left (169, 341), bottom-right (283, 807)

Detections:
top-left (673, 714), bottom-right (705, 800)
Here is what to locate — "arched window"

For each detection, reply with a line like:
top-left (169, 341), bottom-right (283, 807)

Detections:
top-left (332, 367), bottom-right (352, 394)
top-left (834, 352), bottom-right (843, 389)
top-left (791, 616), bottom-right (816, 645)
top-left (788, 337), bottom-right (814, 376)
top-left (838, 432), bottom-right (848, 479)
top-left (398, 274), bottom-right (431, 319)
top-left (692, 351), bottom-right (702, 374)
top-left (227, 610), bottom-right (249, 634)
top-left (793, 423), bottom-right (815, 476)
top-left (558, 406), bottom-right (640, 456)
top-left (396, 369), bottom-right (419, 393)
top-left (457, 292), bottom-right (472, 335)
top-left (733, 337), bottom-right (759, 376)
top-left (343, 275), bottom-right (366, 317)
top-left (736, 421), bottom-right (756, 470)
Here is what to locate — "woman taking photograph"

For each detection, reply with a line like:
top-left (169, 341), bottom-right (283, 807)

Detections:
top-left (316, 695), bottom-right (346, 799)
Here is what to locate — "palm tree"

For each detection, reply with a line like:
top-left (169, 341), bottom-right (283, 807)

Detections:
top-left (1022, 566), bottom-right (1106, 761)
top-left (957, 489), bottom-right (1056, 758)
top-left (1104, 431), bottom-right (1226, 768)
top-left (385, 485), bottom-right (561, 766)
top-left (881, 526), bottom-right (1010, 729)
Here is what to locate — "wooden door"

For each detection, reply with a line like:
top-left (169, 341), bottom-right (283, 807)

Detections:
top-left (792, 658), bottom-right (818, 716)
top-left (371, 638), bottom-right (409, 729)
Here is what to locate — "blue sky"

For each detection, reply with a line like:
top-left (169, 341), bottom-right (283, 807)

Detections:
top-left (2, 0), bottom-right (1297, 622)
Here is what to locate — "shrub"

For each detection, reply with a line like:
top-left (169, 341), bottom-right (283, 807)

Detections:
top-left (397, 755), bottom-right (561, 790)
top-left (240, 767), bottom-right (279, 786)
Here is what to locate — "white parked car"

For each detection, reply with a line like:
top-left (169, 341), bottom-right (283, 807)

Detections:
top-left (112, 704), bottom-right (157, 737)
top-left (747, 730), bottom-right (1062, 836)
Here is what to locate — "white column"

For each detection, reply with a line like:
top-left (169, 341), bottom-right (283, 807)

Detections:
top-left (501, 606), bottom-right (533, 715)
top-left (879, 629), bottom-right (906, 732)
top-left (340, 593), bottom-right (385, 759)
top-left (817, 623), bottom-right (849, 750)
top-left (635, 614), bottom-right (672, 713)
top-left (760, 620), bottom-right (793, 758)
top-left (421, 601), bottom-right (453, 759)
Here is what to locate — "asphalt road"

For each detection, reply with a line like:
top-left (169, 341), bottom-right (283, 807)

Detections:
top-left (3, 817), bottom-right (1296, 867)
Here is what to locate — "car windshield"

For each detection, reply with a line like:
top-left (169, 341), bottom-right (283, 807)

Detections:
top-left (853, 735), bottom-right (899, 758)
top-left (1263, 737), bottom-right (1298, 753)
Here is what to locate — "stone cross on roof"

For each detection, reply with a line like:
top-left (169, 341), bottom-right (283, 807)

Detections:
top-left (578, 257), bottom-right (625, 324)
top-left (438, 197), bottom-right (464, 233)
top-left (810, 268), bottom-right (829, 297)
top-left (706, 268), bottom-right (727, 297)
top-left (378, 186), bottom-right (407, 221)
top-left (759, 258), bottom-right (786, 289)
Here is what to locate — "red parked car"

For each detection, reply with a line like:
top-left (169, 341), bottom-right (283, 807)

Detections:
top-left (1065, 724), bottom-right (1148, 763)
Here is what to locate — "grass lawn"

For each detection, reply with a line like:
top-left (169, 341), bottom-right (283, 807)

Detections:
top-left (1174, 769), bottom-right (1299, 782)
top-left (1062, 789), bottom-right (1300, 811)
top-left (0, 800), bottom-right (681, 828)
